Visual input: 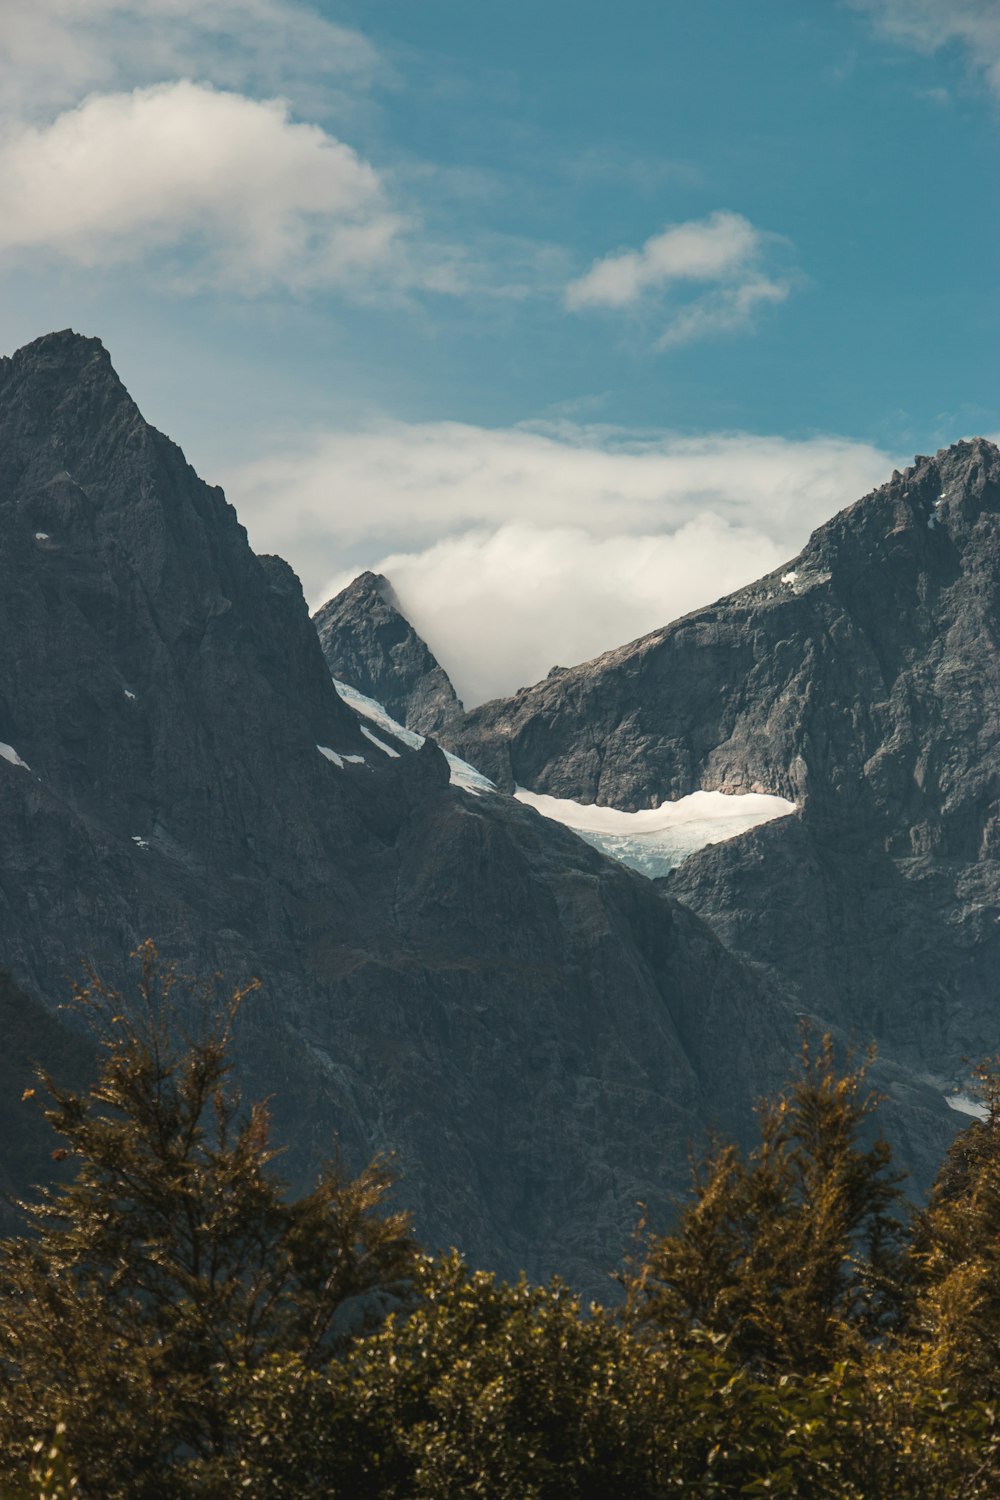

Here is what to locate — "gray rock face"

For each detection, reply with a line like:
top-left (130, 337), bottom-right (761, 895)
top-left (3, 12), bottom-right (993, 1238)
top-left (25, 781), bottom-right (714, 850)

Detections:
top-left (0, 969), bottom-right (94, 1231)
top-left (445, 439), bottom-right (1000, 1114)
top-left (0, 330), bottom-right (852, 1290)
top-left (314, 571), bottom-right (463, 736)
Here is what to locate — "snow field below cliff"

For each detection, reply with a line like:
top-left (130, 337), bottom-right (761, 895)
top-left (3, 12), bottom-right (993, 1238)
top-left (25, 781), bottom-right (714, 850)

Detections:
top-left (514, 788), bottom-right (797, 879)
top-left (331, 679), bottom-right (796, 871)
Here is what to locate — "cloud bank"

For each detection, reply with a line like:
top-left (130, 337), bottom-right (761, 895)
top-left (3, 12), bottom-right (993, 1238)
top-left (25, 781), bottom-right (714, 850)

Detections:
top-left (565, 211), bottom-right (795, 348)
top-left (224, 421), bottom-right (896, 704)
top-left (0, 81), bottom-right (402, 291)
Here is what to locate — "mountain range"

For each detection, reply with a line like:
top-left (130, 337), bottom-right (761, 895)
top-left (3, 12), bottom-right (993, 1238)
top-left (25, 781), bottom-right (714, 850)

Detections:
top-left (0, 329), bottom-right (813, 1289)
top-left (439, 439), bottom-right (1000, 1121)
top-left (0, 329), bottom-right (987, 1286)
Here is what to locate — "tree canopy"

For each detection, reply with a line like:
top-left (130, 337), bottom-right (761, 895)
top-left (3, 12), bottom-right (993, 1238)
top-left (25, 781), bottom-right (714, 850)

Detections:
top-left (2, 952), bottom-right (1000, 1497)
top-left (0, 944), bottom-right (415, 1496)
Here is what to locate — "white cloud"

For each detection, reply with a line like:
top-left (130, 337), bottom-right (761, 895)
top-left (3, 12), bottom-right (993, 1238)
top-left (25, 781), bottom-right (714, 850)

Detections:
top-left (0, 0), bottom-right (378, 121)
top-left (566, 212), bottom-right (761, 309)
top-left (656, 277), bottom-right (791, 350)
top-left (0, 81), bottom-right (403, 291)
top-left (321, 521), bottom-right (791, 706)
top-left (852, 1), bottom-right (1000, 93)
top-left (565, 211), bottom-right (795, 347)
top-left (223, 419), bottom-right (896, 703)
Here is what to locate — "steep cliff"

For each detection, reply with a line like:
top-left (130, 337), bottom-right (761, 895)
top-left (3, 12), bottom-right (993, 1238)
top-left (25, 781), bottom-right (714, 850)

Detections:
top-left (445, 440), bottom-right (1000, 1102)
top-left (0, 330), bottom-right (842, 1288)
top-left (314, 571), bottom-right (462, 736)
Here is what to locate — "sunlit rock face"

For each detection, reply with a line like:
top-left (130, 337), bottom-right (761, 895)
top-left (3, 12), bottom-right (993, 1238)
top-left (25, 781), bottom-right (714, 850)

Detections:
top-left (443, 440), bottom-right (1000, 1122)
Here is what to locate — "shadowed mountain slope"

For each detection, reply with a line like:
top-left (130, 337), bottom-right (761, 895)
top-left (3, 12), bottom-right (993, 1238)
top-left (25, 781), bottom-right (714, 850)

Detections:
top-left (0, 330), bottom-right (857, 1289)
top-left (444, 440), bottom-right (1000, 1103)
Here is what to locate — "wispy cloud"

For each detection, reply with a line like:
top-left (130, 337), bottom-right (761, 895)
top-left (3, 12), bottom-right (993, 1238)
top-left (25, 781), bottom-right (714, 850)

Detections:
top-left (0, 82), bottom-right (405, 292)
top-left (0, 0), bottom-right (379, 121)
top-left (851, 1), bottom-right (1000, 94)
top-left (656, 277), bottom-right (791, 350)
top-left (565, 211), bottom-right (795, 347)
top-left (223, 419), bottom-right (896, 703)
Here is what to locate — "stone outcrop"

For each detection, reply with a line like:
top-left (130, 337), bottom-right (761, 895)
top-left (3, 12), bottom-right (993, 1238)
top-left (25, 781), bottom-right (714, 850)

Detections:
top-left (313, 571), bottom-right (462, 736)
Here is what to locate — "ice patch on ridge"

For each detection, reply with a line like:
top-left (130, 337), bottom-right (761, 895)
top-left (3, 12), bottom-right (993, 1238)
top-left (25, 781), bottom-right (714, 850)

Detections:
top-left (0, 742), bottom-right (31, 772)
top-left (361, 725), bottom-right (400, 758)
top-left (333, 679), bottom-right (494, 795)
top-left (514, 787), bottom-right (797, 879)
top-left (317, 745), bottom-right (365, 768)
top-left (334, 681), bottom-right (423, 750)
top-left (443, 752), bottom-right (496, 795)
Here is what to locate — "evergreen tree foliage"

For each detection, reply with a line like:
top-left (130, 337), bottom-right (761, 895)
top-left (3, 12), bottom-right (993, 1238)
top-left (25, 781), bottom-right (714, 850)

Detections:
top-left (5, 962), bottom-right (1000, 1498)
top-left (0, 943), bottom-right (415, 1497)
top-left (635, 1033), bottom-right (908, 1373)
top-left (200, 1252), bottom-right (680, 1498)
top-left (908, 1060), bottom-right (1000, 1396)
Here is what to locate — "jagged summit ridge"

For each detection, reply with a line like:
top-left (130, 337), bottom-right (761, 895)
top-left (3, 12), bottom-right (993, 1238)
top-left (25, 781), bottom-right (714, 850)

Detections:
top-left (445, 436), bottom-right (1000, 807)
top-left (429, 436), bottom-right (1000, 1122)
top-left (314, 569), bottom-right (463, 736)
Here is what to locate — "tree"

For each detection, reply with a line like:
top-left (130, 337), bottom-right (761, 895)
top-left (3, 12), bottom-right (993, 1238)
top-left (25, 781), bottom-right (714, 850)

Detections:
top-left (908, 1060), bottom-right (1000, 1398)
top-left (208, 1252), bottom-right (684, 1499)
top-left (0, 942), bottom-right (416, 1498)
top-left (634, 1034), bottom-right (908, 1374)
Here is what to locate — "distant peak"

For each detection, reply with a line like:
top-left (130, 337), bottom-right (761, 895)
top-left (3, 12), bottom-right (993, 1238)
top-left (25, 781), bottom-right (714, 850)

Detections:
top-left (313, 570), bottom-right (463, 736)
top-left (12, 329), bottom-right (112, 368)
top-left (896, 437), bottom-right (998, 483)
top-left (891, 438), bottom-right (1000, 509)
top-left (3, 329), bottom-right (123, 403)
top-left (342, 569), bottom-right (395, 600)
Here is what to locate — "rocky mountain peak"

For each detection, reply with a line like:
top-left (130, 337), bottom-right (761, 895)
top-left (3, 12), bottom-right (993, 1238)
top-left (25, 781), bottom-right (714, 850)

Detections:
top-left (1, 329), bottom-right (835, 1289)
top-left (313, 570), bottom-right (463, 736)
top-left (0, 329), bottom-right (367, 861)
top-left (0, 330), bottom-right (141, 496)
top-left (417, 438), bottom-right (1000, 1139)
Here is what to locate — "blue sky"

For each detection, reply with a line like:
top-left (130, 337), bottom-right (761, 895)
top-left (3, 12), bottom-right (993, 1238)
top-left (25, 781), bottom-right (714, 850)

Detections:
top-left (0, 0), bottom-right (996, 701)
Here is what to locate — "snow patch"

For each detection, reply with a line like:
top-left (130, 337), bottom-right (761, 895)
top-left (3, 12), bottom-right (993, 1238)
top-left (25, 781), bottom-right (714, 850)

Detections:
top-left (946, 1093), bottom-right (989, 1122)
top-left (0, 742), bottom-right (31, 772)
top-left (361, 725), bottom-right (400, 758)
top-left (333, 681), bottom-right (423, 750)
top-left (124, 689), bottom-right (137, 702)
top-left (34, 532), bottom-right (49, 542)
top-left (515, 787), bottom-right (797, 879)
top-left (333, 679), bottom-right (495, 794)
top-left (317, 745), bottom-right (365, 768)
top-left (780, 570), bottom-right (798, 586)
top-left (445, 753), bottom-right (496, 795)
top-left (131, 835), bottom-right (150, 851)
